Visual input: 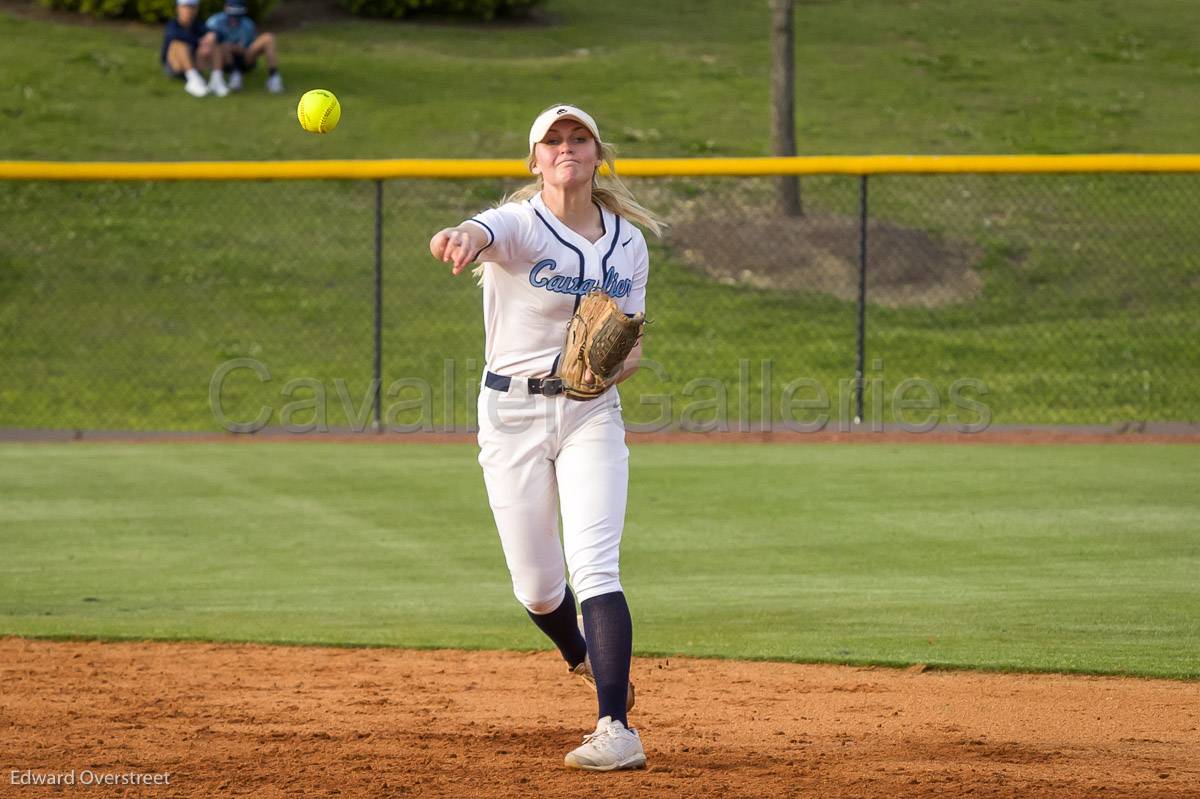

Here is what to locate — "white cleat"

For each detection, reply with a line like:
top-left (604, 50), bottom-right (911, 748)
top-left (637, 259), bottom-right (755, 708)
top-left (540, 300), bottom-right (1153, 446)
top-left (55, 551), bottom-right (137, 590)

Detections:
top-left (208, 71), bottom-right (230, 98)
top-left (184, 73), bottom-right (209, 97)
top-left (265, 72), bottom-right (284, 94)
top-left (228, 69), bottom-right (243, 91)
top-left (564, 716), bottom-right (646, 772)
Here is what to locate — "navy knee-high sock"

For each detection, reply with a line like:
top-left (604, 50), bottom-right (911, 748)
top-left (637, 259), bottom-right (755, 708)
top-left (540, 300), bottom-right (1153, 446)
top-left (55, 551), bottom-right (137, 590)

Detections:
top-left (580, 591), bottom-right (633, 727)
top-left (526, 585), bottom-right (587, 669)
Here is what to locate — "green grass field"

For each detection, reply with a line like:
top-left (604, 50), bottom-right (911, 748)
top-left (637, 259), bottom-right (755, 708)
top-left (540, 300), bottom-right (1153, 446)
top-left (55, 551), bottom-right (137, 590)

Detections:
top-left (2, 1), bottom-right (1200, 430)
top-left (2, 442), bottom-right (1197, 679)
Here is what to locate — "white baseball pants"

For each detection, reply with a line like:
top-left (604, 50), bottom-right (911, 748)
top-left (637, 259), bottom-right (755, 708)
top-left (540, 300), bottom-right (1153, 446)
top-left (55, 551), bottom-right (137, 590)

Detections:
top-left (477, 378), bottom-right (629, 613)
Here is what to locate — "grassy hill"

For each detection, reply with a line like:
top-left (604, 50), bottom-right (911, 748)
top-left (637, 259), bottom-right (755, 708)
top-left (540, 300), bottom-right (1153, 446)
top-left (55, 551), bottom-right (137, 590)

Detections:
top-left (1, 1), bottom-right (1199, 430)
top-left (2, 0), bottom-right (1198, 159)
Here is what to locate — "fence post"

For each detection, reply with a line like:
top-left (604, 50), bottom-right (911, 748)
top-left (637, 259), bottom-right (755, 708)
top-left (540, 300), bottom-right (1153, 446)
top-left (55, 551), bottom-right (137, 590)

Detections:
top-left (373, 179), bottom-right (383, 433)
top-left (855, 174), bottom-right (868, 425)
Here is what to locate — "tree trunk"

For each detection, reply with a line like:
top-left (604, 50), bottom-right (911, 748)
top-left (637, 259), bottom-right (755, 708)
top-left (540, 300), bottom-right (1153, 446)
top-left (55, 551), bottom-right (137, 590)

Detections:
top-left (770, 0), bottom-right (802, 216)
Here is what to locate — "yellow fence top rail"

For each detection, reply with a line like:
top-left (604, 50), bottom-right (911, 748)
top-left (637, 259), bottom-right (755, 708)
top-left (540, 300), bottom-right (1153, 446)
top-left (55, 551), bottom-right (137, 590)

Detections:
top-left (3, 155), bottom-right (1200, 180)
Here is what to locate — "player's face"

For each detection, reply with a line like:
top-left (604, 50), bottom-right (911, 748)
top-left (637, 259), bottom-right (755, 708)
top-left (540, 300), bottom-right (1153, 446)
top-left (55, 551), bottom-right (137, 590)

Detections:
top-left (533, 120), bottom-right (601, 190)
top-left (177, 4), bottom-right (196, 23)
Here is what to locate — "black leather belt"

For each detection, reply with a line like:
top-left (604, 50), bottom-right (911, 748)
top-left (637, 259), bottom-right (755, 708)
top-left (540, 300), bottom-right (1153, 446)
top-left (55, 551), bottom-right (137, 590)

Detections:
top-left (485, 371), bottom-right (565, 396)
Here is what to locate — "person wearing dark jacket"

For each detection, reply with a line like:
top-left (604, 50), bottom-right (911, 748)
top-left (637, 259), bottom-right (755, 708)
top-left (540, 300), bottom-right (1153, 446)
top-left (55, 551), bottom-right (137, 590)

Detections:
top-left (160, 0), bottom-right (228, 98)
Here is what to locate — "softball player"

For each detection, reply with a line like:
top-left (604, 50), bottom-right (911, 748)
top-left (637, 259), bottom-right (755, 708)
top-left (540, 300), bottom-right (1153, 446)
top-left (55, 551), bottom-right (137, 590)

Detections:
top-left (428, 104), bottom-right (663, 772)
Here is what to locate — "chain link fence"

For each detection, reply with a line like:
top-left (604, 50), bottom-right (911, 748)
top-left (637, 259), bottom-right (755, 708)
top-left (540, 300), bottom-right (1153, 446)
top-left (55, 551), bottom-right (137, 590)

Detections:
top-left (2, 168), bottom-right (1198, 433)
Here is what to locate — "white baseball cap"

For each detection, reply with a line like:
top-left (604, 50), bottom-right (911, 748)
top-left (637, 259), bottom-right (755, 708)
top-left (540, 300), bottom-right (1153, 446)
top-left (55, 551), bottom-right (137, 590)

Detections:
top-left (528, 105), bottom-right (602, 152)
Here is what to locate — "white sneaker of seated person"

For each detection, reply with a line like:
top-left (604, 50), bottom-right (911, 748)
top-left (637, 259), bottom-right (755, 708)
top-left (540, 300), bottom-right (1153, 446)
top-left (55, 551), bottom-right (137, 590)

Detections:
top-left (564, 716), bottom-right (646, 772)
top-left (265, 72), bottom-right (284, 94)
top-left (228, 69), bottom-right (243, 91)
top-left (207, 70), bottom-right (230, 98)
top-left (184, 69), bottom-right (208, 98)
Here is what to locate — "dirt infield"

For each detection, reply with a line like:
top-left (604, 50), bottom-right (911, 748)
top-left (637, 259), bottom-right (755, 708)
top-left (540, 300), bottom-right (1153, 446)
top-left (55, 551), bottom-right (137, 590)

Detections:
top-left (2, 638), bottom-right (1196, 798)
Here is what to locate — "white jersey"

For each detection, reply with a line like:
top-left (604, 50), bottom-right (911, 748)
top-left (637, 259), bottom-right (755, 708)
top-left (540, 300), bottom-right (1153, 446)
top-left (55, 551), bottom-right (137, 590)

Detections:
top-left (465, 191), bottom-right (649, 378)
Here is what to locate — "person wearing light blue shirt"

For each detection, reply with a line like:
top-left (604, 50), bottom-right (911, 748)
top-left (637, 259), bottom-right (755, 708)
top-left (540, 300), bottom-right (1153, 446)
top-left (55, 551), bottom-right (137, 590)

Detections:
top-left (205, 1), bottom-right (284, 93)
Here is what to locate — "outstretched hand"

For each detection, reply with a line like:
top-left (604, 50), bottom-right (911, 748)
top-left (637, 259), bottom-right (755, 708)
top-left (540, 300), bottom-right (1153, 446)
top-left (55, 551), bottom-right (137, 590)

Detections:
top-left (429, 227), bottom-right (477, 275)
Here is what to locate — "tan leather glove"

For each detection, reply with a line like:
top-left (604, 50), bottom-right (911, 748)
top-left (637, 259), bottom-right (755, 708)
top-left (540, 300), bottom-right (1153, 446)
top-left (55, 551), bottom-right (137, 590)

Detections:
top-left (556, 290), bottom-right (646, 401)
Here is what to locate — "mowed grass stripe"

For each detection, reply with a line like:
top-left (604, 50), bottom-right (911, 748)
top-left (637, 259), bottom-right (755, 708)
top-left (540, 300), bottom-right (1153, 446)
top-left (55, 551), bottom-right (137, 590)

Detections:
top-left (1, 442), bottom-right (1196, 679)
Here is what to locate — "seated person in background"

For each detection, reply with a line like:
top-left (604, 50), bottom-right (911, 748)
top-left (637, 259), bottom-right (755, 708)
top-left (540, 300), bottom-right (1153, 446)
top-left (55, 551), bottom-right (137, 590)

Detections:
top-left (161, 0), bottom-right (229, 98)
top-left (206, 1), bottom-right (284, 94)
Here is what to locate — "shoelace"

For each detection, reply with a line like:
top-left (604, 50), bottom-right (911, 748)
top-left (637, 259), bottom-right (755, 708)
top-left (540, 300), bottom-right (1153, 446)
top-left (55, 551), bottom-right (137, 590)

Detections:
top-left (580, 723), bottom-right (635, 745)
top-left (581, 725), bottom-right (614, 745)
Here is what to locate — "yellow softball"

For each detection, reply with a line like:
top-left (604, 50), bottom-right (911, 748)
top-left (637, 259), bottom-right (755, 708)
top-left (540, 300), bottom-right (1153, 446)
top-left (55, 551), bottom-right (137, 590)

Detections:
top-left (297, 89), bottom-right (341, 134)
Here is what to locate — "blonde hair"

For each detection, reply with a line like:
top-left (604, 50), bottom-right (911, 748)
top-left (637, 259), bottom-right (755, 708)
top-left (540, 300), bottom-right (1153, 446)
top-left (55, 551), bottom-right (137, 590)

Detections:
top-left (509, 140), bottom-right (665, 237)
top-left (471, 118), bottom-right (665, 283)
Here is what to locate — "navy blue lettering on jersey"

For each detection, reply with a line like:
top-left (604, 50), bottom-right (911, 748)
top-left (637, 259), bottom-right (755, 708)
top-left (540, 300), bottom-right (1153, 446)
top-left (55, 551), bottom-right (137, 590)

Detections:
top-left (529, 260), bottom-right (632, 298)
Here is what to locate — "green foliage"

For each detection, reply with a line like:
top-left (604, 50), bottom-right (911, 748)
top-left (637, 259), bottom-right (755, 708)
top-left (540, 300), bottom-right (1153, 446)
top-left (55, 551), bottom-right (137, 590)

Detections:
top-left (37, 0), bottom-right (278, 24)
top-left (339, 0), bottom-right (542, 21)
